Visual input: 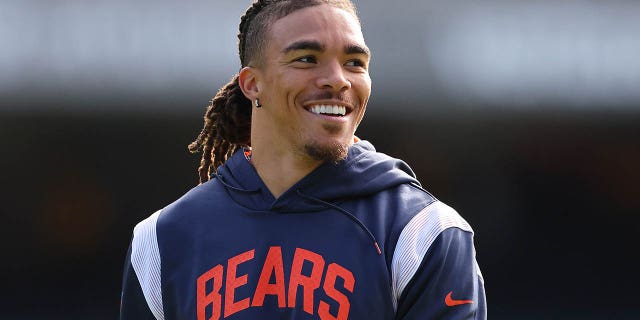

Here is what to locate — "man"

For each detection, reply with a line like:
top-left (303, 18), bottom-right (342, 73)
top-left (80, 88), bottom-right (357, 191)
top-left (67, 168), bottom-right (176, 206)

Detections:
top-left (120, 1), bottom-right (486, 319)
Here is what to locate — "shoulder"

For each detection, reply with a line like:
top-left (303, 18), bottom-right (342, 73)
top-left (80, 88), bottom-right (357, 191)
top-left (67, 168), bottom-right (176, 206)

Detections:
top-left (399, 200), bottom-right (473, 242)
top-left (390, 200), bottom-right (475, 302)
top-left (389, 200), bottom-right (486, 318)
top-left (155, 178), bottom-right (226, 224)
top-left (129, 178), bottom-right (226, 270)
top-left (131, 207), bottom-right (166, 274)
top-left (126, 180), bottom-right (225, 318)
top-left (392, 200), bottom-right (474, 268)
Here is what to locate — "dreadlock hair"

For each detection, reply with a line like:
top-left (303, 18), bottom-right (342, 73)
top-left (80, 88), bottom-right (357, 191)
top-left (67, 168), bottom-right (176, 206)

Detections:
top-left (188, 0), bottom-right (359, 184)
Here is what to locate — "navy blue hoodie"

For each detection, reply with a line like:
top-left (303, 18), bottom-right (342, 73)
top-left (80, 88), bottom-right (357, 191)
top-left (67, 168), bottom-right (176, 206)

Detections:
top-left (120, 140), bottom-right (486, 320)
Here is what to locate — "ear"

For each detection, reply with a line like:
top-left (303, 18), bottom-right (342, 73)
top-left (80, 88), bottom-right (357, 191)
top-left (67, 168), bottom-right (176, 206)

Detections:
top-left (238, 66), bottom-right (260, 101)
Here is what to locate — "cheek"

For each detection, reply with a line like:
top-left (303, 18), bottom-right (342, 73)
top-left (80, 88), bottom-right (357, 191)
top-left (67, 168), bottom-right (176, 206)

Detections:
top-left (271, 73), bottom-right (308, 105)
top-left (353, 74), bottom-right (371, 97)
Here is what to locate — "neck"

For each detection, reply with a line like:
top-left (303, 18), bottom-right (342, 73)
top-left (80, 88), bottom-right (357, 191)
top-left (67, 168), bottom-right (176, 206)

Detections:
top-left (250, 145), bottom-right (323, 199)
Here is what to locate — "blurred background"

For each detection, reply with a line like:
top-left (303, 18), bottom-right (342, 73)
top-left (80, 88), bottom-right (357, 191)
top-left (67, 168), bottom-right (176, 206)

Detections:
top-left (1, 0), bottom-right (639, 318)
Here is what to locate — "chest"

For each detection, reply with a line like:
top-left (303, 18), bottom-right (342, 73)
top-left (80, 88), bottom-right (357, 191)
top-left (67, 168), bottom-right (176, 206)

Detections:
top-left (158, 210), bottom-right (396, 319)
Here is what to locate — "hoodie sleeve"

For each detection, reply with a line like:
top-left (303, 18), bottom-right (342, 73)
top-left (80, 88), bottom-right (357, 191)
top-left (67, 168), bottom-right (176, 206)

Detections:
top-left (391, 201), bottom-right (486, 320)
top-left (120, 243), bottom-right (157, 320)
top-left (120, 210), bottom-right (164, 320)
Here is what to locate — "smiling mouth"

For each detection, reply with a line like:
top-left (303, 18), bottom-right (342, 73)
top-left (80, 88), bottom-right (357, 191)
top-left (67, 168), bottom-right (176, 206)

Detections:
top-left (307, 105), bottom-right (348, 117)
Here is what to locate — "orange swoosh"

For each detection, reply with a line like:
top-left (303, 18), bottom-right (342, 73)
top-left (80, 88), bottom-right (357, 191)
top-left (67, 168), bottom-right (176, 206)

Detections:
top-left (445, 291), bottom-right (474, 307)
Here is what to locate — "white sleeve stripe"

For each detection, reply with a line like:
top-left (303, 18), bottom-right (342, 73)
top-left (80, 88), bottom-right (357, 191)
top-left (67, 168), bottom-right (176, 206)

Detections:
top-left (390, 201), bottom-right (473, 310)
top-left (131, 209), bottom-right (164, 320)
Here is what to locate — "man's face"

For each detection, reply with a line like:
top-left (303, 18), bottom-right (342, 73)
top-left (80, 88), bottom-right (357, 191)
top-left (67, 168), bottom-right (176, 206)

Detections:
top-left (253, 4), bottom-right (371, 162)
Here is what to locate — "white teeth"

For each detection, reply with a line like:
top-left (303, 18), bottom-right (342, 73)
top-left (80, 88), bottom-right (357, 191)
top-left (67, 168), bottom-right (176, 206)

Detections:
top-left (309, 105), bottom-right (346, 116)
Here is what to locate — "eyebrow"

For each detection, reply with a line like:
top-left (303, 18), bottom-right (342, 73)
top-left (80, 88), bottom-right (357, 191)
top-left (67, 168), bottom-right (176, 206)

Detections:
top-left (282, 40), bottom-right (370, 57)
top-left (345, 44), bottom-right (370, 57)
top-left (283, 40), bottom-right (325, 54)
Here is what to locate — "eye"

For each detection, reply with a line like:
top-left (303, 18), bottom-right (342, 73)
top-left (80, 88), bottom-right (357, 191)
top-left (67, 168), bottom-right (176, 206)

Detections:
top-left (345, 59), bottom-right (366, 68)
top-left (295, 56), bottom-right (317, 64)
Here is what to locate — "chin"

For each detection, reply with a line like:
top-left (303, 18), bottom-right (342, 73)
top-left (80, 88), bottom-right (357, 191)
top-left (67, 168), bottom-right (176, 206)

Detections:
top-left (303, 139), bottom-right (350, 164)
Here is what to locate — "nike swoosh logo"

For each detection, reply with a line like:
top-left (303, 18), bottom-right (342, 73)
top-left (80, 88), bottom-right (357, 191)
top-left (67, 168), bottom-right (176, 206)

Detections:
top-left (445, 291), bottom-right (474, 307)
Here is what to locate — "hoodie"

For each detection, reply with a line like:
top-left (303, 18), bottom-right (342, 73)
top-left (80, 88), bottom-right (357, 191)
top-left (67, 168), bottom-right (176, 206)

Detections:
top-left (120, 140), bottom-right (486, 320)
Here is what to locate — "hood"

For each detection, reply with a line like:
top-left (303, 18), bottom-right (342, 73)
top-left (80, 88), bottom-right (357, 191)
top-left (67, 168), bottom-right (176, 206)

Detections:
top-left (215, 140), bottom-right (421, 213)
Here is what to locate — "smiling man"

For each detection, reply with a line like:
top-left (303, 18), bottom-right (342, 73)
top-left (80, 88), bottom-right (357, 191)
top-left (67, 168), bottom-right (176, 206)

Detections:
top-left (120, 1), bottom-right (486, 319)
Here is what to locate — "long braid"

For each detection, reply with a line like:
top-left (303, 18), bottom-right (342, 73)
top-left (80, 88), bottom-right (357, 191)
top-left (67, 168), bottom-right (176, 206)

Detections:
top-left (188, 75), bottom-right (251, 183)
top-left (188, 0), bottom-right (357, 184)
top-left (188, 0), bottom-right (273, 184)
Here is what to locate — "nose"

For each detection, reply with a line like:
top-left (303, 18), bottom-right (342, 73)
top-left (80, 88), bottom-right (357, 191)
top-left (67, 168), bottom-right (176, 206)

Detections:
top-left (316, 61), bottom-right (351, 92)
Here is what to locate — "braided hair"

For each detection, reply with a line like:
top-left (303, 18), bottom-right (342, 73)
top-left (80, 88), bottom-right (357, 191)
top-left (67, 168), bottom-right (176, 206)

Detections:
top-left (188, 0), bottom-right (358, 184)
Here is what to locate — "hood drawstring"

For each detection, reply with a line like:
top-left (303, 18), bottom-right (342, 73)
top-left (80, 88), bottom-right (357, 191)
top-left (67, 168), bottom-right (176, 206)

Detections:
top-left (215, 169), bottom-right (382, 256)
top-left (296, 189), bottom-right (382, 256)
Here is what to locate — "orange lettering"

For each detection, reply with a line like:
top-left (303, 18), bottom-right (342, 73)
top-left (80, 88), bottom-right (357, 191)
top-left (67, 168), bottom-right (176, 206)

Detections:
top-left (288, 248), bottom-right (325, 314)
top-left (197, 264), bottom-right (223, 320)
top-left (252, 246), bottom-right (287, 307)
top-left (224, 249), bottom-right (255, 318)
top-left (318, 263), bottom-right (355, 320)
